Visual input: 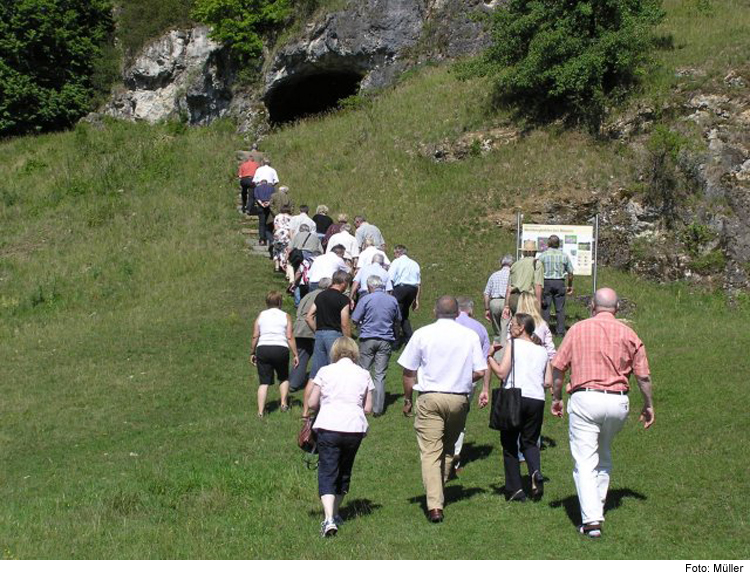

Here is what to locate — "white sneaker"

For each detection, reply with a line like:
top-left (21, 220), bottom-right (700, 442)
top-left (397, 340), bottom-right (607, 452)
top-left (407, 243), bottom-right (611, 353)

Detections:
top-left (579, 523), bottom-right (602, 538)
top-left (320, 519), bottom-right (338, 538)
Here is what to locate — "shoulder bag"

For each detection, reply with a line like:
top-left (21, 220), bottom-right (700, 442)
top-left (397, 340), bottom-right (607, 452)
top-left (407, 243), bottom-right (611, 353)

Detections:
top-left (297, 415), bottom-right (318, 454)
top-left (489, 338), bottom-right (523, 431)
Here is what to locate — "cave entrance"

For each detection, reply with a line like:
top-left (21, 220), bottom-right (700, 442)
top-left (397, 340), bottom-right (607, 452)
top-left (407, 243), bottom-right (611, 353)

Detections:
top-left (266, 70), bottom-right (364, 125)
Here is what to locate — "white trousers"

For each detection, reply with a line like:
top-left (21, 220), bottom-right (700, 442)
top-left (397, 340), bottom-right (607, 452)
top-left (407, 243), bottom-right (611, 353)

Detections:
top-left (568, 392), bottom-right (629, 525)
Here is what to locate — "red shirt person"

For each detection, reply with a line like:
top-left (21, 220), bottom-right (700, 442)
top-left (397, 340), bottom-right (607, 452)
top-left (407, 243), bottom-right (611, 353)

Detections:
top-left (238, 157), bottom-right (260, 214)
top-left (550, 287), bottom-right (654, 538)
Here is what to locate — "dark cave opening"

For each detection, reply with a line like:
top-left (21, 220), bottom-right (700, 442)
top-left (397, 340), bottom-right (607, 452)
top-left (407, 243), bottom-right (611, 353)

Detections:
top-left (265, 71), bottom-right (364, 125)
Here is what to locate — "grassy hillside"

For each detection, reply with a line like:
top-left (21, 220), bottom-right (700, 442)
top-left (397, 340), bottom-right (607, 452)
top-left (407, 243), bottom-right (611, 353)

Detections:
top-left (1, 0), bottom-right (749, 559)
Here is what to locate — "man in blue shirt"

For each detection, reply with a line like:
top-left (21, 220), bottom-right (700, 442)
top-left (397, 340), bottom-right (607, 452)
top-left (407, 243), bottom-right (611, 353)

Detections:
top-left (451, 296), bottom-right (492, 473)
top-left (352, 275), bottom-right (401, 417)
top-left (350, 253), bottom-right (393, 307)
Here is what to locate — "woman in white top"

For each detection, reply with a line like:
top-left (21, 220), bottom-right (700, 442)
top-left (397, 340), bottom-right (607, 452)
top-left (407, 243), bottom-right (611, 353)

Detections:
top-left (306, 336), bottom-right (373, 538)
top-left (488, 313), bottom-right (551, 502)
top-left (250, 291), bottom-right (299, 417)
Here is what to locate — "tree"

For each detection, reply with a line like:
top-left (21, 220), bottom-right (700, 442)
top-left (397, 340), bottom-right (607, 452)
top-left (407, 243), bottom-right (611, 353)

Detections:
top-left (485, 0), bottom-right (664, 130)
top-left (191, 0), bottom-right (292, 64)
top-left (0, 0), bottom-right (114, 136)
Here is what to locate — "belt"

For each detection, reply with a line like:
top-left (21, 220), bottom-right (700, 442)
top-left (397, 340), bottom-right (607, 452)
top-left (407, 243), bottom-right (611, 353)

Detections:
top-left (418, 391), bottom-right (470, 396)
top-left (359, 337), bottom-right (391, 343)
top-left (572, 388), bottom-right (628, 396)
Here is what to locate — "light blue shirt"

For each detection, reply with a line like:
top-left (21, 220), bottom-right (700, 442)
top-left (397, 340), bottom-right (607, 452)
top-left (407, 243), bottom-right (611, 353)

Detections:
top-left (388, 254), bottom-right (421, 287)
top-left (351, 291), bottom-right (401, 341)
top-left (353, 264), bottom-right (392, 294)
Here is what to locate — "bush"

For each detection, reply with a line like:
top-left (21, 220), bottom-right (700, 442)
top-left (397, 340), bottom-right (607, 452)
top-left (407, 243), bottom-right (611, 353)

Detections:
top-left (0, 0), bottom-right (114, 136)
top-left (485, 0), bottom-right (664, 130)
top-left (117, 0), bottom-right (197, 62)
top-left (191, 0), bottom-right (292, 64)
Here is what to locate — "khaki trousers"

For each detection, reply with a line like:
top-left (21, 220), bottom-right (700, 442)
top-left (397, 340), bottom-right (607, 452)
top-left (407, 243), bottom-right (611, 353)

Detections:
top-left (488, 297), bottom-right (510, 343)
top-left (414, 393), bottom-right (470, 510)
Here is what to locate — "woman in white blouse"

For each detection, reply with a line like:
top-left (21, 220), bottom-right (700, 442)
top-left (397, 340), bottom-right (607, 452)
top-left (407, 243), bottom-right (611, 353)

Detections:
top-left (250, 291), bottom-right (298, 417)
top-left (306, 336), bottom-right (373, 538)
top-left (488, 313), bottom-right (551, 502)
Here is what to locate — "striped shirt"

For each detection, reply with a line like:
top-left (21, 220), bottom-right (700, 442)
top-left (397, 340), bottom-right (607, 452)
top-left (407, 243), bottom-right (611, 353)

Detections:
top-left (484, 267), bottom-right (510, 298)
top-left (551, 312), bottom-right (650, 393)
top-left (537, 248), bottom-right (574, 280)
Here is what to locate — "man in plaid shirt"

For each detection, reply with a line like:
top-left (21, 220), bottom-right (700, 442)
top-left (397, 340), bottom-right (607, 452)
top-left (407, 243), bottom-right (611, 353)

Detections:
top-left (537, 235), bottom-right (574, 335)
top-left (550, 288), bottom-right (654, 539)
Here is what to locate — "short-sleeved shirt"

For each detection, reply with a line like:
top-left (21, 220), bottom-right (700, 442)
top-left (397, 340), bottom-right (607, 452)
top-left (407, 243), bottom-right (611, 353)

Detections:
top-left (353, 264), bottom-right (393, 294)
top-left (312, 214), bottom-right (333, 234)
top-left (538, 248), bottom-right (574, 280)
top-left (355, 223), bottom-right (385, 249)
top-left (509, 257), bottom-right (544, 294)
top-left (484, 267), bottom-right (510, 298)
top-left (356, 246), bottom-right (391, 269)
top-left (388, 254), bottom-right (421, 286)
top-left (551, 312), bottom-right (650, 393)
top-left (455, 312), bottom-right (491, 356)
top-left (238, 159), bottom-right (259, 178)
top-left (314, 288), bottom-right (349, 332)
top-left (398, 319), bottom-right (488, 394)
top-left (327, 231), bottom-right (359, 260)
top-left (252, 165), bottom-right (279, 185)
top-left (351, 291), bottom-right (401, 341)
top-left (505, 338), bottom-right (548, 401)
top-left (289, 231), bottom-right (323, 255)
top-left (289, 213), bottom-right (316, 236)
top-left (313, 358), bottom-right (373, 433)
top-left (307, 252), bottom-right (349, 283)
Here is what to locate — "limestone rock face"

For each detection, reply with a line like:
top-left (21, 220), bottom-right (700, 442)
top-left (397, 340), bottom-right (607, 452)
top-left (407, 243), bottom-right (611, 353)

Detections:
top-left (102, 26), bottom-right (233, 125)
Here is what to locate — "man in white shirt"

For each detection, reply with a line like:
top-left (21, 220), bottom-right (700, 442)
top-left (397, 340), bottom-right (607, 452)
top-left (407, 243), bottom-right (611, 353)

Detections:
top-left (252, 158), bottom-right (279, 185)
top-left (307, 245), bottom-right (350, 290)
top-left (388, 244), bottom-right (421, 348)
top-left (326, 224), bottom-right (359, 264)
top-left (350, 254), bottom-right (393, 305)
top-left (354, 216), bottom-right (385, 250)
top-left (398, 296), bottom-right (487, 523)
top-left (356, 240), bottom-right (391, 269)
top-left (289, 204), bottom-right (317, 238)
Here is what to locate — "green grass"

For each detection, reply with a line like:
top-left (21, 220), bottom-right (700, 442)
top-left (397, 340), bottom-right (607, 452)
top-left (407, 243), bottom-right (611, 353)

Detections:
top-left (2, 2), bottom-right (750, 559)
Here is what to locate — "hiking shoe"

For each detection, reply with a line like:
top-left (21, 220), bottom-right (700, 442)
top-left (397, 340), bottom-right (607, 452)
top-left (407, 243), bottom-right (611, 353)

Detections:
top-left (579, 523), bottom-right (602, 538)
top-left (530, 470), bottom-right (544, 501)
top-left (320, 519), bottom-right (338, 538)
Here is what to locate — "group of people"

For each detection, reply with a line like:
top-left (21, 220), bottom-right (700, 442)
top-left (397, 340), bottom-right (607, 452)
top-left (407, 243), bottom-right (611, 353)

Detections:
top-left (238, 152), bottom-right (655, 542)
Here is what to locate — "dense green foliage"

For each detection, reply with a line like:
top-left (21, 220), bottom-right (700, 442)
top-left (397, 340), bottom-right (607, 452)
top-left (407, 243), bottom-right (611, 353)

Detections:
top-left (191, 0), bottom-right (292, 63)
top-left (485, 0), bottom-right (664, 129)
top-left (0, 0), bottom-right (114, 136)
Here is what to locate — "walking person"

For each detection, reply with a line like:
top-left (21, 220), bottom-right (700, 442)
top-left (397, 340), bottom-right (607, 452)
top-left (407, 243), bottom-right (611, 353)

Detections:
top-left (253, 181), bottom-right (274, 246)
top-left (484, 313), bottom-right (551, 502)
top-left (272, 203), bottom-right (293, 273)
top-left (451, 296), bottom-right (492, 473)
top-left (250, 291), bottom-right (299, 417)
top-left (502, 240), bottom-right (544, 322)
top-left (398, 296), bottom-right (487, 522)
top-left (305, 336), bottom-right (374, 537)
top-left (289, 278), bottom-right (331, 392)
top-left (312, 205), bottom-right (334, 241)
top-left (388, 244), bottom-right (421, 348)
top-left (351, 275), bottom-right (401, 417)
top-left (550, 288), bottom-right (654, 538)
top-left (305, 270), bottom-right (352, 382)
top-left (483, 254), bottom-right (513, 343)
top-left (537, 235), bottom-right (574, 335)
top-left (237, 155), bottom-right (259, 214)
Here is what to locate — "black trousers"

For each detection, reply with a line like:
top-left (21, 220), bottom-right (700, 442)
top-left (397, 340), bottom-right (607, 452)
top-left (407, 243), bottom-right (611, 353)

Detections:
top-left (500, 397), bottom-right (545, 494)
top-left (317, 429), bottom-right (364, 496)
top-left (257, 205), bottom-right (271, 242)
top-left (289, 337), bottom-right (314, 391)
top-left (542, 279), bottom-right (567, 335)
top-left (240, 178), bottom-right (255, 212)
top-left (392, 284), bottom-right (418, 345)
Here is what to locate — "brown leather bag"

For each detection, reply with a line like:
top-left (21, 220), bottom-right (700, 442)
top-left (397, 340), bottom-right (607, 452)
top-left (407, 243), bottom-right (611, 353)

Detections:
top-left (297, 416), bottom-right (317, 453)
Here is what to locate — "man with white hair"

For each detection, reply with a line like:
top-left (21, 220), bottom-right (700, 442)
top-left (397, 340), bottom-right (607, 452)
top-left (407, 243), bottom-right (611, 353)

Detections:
top-left (354, 215), bottom-right (385, 250)
top-left (551, 287), bottom-right (654, 539)
top-left (252, 157), bottom-right (279, 185)
top-left (357, 239), bottom-right (391, 269)
top-left (326, 223), bottom-right (359, 265)
top-left (351, 275), bottom-right (401, 417)
top-left (350, 253), bottom-right (393, 306)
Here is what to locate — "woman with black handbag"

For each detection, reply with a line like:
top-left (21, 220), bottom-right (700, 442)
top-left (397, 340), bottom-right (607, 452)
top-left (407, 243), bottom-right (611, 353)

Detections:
top-left (487, 313), bottom-right (551, 502)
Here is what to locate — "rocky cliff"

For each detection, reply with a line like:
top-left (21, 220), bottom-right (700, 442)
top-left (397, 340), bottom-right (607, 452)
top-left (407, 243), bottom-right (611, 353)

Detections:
top-left (99, 0), bottom-right (492, 128)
